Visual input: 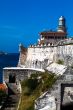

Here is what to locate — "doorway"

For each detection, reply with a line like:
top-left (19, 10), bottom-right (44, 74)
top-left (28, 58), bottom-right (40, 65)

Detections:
top-left (9, 73), bottom-right (16, 83)
top-left (61, 83), bottom-right (73, 110)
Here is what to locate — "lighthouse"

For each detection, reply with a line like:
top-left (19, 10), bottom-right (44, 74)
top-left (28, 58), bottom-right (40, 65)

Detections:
top-left (57, 16), bottom-right (67, 33)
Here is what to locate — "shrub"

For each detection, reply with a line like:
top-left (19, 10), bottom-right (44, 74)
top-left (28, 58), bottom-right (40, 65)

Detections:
top-left (22, 78), bottom-right (38, 95)
top-left (57, 59), bottom-right (64, 65)
top-left (19, 71), bottom-right (57, 110)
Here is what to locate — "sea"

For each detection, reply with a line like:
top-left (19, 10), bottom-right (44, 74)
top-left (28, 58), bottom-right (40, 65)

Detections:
top-left (0, 53), bottom-right (19, 83)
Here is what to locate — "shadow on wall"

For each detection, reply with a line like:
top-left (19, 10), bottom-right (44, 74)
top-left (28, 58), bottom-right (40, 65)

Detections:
top-left (61, 103), bottom-right (73, 110)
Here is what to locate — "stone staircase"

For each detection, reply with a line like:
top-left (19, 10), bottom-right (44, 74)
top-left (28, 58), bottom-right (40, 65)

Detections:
top-left (7, 83), bottom-right (21, 95)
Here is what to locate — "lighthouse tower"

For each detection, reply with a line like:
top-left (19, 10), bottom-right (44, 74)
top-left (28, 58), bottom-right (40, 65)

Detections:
top-left (57, 16), bottom-right (67, 33)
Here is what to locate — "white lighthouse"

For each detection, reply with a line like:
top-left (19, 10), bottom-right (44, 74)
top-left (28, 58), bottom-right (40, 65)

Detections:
top-left (57, 16), bottom-right (67, 33)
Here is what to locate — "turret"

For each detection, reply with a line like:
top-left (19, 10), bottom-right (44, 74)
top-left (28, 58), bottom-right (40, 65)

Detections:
top-left (19, 43), bottom-right (22, 52)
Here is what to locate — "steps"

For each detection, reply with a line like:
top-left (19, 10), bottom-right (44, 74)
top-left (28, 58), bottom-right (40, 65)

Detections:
top-left (7, 83), bottom-right (21, 95)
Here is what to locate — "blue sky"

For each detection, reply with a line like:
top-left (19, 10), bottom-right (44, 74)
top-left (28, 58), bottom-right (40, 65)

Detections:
top-left (0, 0), bottom-right (73, 52)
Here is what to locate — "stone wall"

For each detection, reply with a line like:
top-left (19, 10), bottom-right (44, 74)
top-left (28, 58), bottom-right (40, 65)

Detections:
top-left (18, 42), bottom-right (73, 68)
top-left (25, 45), bottom-right (73, 68)
top-left (3, 68), bottom-right (41, 83)
top-left (3, 69), bottom-right (29, 83)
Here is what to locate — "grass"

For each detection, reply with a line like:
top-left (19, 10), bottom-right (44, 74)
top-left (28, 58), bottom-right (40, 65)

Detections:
top-left (18, 71), bottom-right (57, 110)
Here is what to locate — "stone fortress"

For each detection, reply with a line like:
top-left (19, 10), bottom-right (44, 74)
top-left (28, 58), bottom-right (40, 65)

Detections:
top-left (18, 16), bottom-right (73, 69)
top-left (3, 16), bottom-right (73, 110)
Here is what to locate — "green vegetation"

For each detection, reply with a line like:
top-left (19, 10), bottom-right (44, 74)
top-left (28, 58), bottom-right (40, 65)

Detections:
top-left (57, 59), bottom-right (64, 65)
top-left (19, 71), bottom-right (57, 110)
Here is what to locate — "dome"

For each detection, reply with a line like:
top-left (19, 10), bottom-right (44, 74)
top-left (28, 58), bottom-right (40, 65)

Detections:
top-left (59, 16), bottom-right (65, 21)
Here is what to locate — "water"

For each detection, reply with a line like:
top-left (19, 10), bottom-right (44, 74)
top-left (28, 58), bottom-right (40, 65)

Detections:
top-left (0, 53), bottom-right (19, 83)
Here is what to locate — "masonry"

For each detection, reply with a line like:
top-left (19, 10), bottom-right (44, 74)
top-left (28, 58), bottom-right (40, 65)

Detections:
top-left (3, 67), bottom-right (45, 83)
top-left (24, 43), bottom-right (73, 68)
top-left (3, 68), bottom-right (28, 83)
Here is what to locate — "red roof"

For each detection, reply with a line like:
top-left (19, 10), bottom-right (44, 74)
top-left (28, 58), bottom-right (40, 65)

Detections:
top-left (0, 84), bottom-right (7, 90)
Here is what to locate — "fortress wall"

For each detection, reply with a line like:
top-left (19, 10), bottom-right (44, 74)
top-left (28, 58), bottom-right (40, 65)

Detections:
top-left (18, 44), bottom-right (73, 67)
top-left (56, 45), bottom-right (73, 64)
top-left (26, 46), bottom-right (56, 62)
top-left (26, 45), bottom-right (73, 64)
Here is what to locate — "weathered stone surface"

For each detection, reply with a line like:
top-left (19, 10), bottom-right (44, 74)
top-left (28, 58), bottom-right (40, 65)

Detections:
top-left (35, 92), bottom-right (56, 110)
top-left (18, 44), bottom-right (73, 70)
top-left (18, 39), bottom-right (73, 70)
